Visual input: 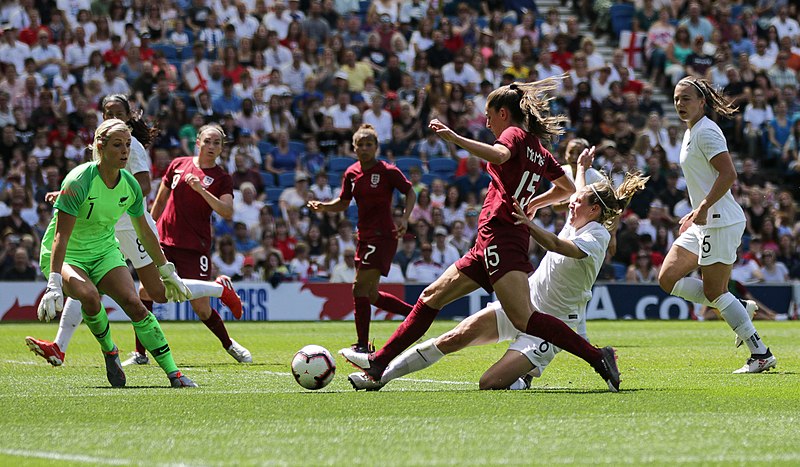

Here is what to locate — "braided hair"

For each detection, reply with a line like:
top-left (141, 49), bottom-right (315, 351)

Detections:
top-left (485, 75), bottom-right (570, 140)
top-left (100, 94), bottom-right (160, 147)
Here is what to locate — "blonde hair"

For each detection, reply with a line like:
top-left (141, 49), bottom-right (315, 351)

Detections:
top-left (587, 171), bottom-right (650, 230)
top-left (92, 118), bottom-right (131, 162)
top-left (353, 123), bottom-right (378, 145)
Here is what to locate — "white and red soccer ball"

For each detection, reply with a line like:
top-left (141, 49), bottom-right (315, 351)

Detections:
top-left (291, 345), bottom-right (336, 390)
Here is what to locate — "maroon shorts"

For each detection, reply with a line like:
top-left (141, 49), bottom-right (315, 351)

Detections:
top-left (162, 244), bottom-right (211, 280)
top-left (455, 221), bottom-right (532, 293)
top-left (355, 237), bottom-right (398, 276)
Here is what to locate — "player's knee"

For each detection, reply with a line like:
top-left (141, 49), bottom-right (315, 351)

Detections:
top-left (657, 270), bottom-right (675, 294)
top-left (77, 289), bottom-right (103, 314)
top-left (703, 285), bottom-right (724, 303)
top-left (419, 283), bottom-right (441, 304)
top-left (478, 372), bottom-right (505, 390)
top-left (118, 294), bottom-right (148, 320)
top-left (435, 329), bottom-right (465, 354)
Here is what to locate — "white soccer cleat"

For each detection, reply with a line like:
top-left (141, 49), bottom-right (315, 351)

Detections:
top-left (733, 354), bottom-right (777, 374)
top-left (226, 339), bottom-right (252, 363)
top-left (347, 372), bottom-right (385, 391)
top-left (735, 300), bottom-right (758, 348)
top-left (339, 347), bottom-right (384, 380)
top-left (121, 351), bottom-right (149, 366)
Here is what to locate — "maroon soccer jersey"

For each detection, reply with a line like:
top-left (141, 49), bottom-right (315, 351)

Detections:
top-left (339, 160), bottom-right (412, 242)
top-left (157, 157), bottom-right (233, 253)
top-left (480, 126), bottom-right (565, 230)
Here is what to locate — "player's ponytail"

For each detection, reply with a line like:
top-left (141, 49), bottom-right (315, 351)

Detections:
top-left (677, 77), bottom-right (738, 119)
top-left (353, 123), bottom-right (379, 145)
top-left (101, 94), bottom-right (160, 147)
top-left (487, 76), bottom-right (570, 140)
top-left (92, 118), bottom-right (131, 162)
top-left (588, 171), bottom-right (649, 230)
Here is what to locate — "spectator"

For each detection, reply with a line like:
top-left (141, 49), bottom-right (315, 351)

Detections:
top-left (453, 156), bottom-right (491, 201)
top-left (679, 2), bottom-right (713, 41)
top-left (405, 242), bottom-right (444, 283)
top-left (232, 255), bottom-right (262, 282)
top-left (234, 182), bottom-right (266, 226)
top-left (213, 235), bottom-right (246, 277)
top-left (310, 170), bottom-right (334, 202)
top-left (262, 251), bottom-right (291, 287)
top-left (362, 94), bottom-right (393, 142)
top-left (330, 247), bottom-right (357, 282)
top-left (393, 233), bottom-right (419, 276)
top-left (431, 225), bottom-right (459, 267)
top-left (0, 245), bottom-right (36, 280)
top-left (279, 171), bottom-right (311, 215)
top-left (760, 248), bottom-right (789, 283)
top-left (233, 221), bottom-right (259, 255)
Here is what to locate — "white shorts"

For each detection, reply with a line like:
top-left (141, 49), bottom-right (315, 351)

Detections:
top-left (116, 213), bottom-right (160, 270)
top-left (490, 302), bottom-right (573, 377)
top-left (672, 221), bottom-right (745, 266)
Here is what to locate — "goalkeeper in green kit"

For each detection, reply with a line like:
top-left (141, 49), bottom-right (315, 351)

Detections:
top-left (37, 118), bottom-right (197, 388)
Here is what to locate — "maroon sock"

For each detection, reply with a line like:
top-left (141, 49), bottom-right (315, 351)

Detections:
top-left (525, 311), bottom-right (602, 366)
top-left (373, 299), bottom-right (440, 367)
top-left (136, 300), bottom-right (152, 355)
top-left (203, 308), bottom-right (233, 349)
top-left (354, 296), bottom-right (372, 347)
top-left (373, 291), bottom-right (413, 317)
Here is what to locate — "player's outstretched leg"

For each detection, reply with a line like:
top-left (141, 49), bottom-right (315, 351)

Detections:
top-left (24, 297), bottom-right (84, 366)
top-left (132, 312), bottom-right (198, 387)
top-left (24, 336), bottom-right (65, 367)
top-left (214, 276), bottom-right (243, 319)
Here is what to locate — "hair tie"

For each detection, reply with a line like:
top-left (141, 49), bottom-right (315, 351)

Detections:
top-left (590, 184), bottom-right (610, 210)
top-left (680, 78), bottom-right (705, 98)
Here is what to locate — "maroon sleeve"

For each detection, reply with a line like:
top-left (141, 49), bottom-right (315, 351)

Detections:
top-left (339, 168), bottom-right (353, 200)
top-left (218, 171), bottom-right (234, 197)
top-left (495, 126), bottom-right (525, 154)
top-left (162, 158), bottom-right (178, 185)
top-left (541, 150), bottom-right (566, 181)
top-left (387, 165), bottom-right (412, 194)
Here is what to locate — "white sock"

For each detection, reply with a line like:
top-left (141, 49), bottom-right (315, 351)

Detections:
top-left (713, 292), bottom-right (768, 354)
top-left (671, 277), bottom-right (713, 306)
top-left (183, 280), bottom-right (223, 299)
top-left (54, 298), bottom-right (83, 352)
top-left (508, 378), bottom-right (527, 390)
top-left (381, 338), bottom-right (444, 383)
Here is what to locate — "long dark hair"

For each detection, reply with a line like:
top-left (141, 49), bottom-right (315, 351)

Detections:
top-left (100, 94), bottom-right (159, 147)
top-left (676, 77), bottom-right (738, 119)
top-left (486, 75), bottom-right (570, 140)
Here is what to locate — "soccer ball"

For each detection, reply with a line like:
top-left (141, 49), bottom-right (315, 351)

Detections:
top-left (291, 345), bottom-right (336, 390)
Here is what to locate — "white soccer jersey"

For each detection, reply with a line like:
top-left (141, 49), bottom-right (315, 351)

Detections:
top-left (528, 221), bottom-right (610, 323)
top-left (679, 116), bottom-right (745, 228)
top-left (115, 136), bottom-right (150, 232)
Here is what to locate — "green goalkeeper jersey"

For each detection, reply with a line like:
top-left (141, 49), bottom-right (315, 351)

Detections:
top-left (41, 162), bottom-right (144, 261)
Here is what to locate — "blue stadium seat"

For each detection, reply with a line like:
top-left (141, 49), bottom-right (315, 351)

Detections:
top-left (258, 140), bottom-right (275, 155)
top-left (346, 203), bottom-right (359, 223)
top-left (328, 156), bottom-right (354, 172)
top-left (421, 173), bottom-right (437, 186)
top-left (288, 140), bottom-right (306, 154)
top-left (278, 172), bottom-right (297, 187)
top-left (611, 262), bottom-right (627, 281)
top-left (393, 157), bottom-right (422, 173)
top-left (260, 171), bottom-right (275, 188)
top-left (428, 158), bottom-right (457, 176)
top-left (327, 171), bottom-right (343, 187)
top-left (610, 4), bottom-right (635, 40)
top-left (265, 187), bottom-right (284, 202)
top-left (152, 43), bottom-right (179, 59)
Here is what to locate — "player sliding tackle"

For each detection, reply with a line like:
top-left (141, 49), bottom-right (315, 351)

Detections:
top-left (35, 119), bottom-right (197, 387)
top-left (350, 147), bottom-right (648, 391)
top-left (342, 78), bottom-right (623, 391)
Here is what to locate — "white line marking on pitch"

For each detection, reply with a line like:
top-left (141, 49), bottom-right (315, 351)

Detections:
top-left (0, 448), bottom-right (204, 466)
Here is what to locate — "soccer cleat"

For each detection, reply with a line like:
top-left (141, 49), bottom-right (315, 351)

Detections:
top-left (593, 346), bottom-right (620, 392)
top-left (349, 341), bottom-right (375, 354)
top-left (168, 371), bottom-right (199, 388)
top-left (103, 346), bottom-right (126, 388)
top-left (216, 275), bottom-right (243, 319)
top-left (348, 372), bottom-right (385, 391)
top-left (734, 299), bottom-right (758, 348)
top-left (226, 339), bottom-right (253, 363)
top-left (521, 373), bottom-right (534, 389)
top-left (339, 348), bottom-right (385, 381)
top-left (733, 351), bottom-right (777, 374)
top-left (121, 351), bottom-right (150, 366)
top-left (24, 336), bottom-right (65, 367)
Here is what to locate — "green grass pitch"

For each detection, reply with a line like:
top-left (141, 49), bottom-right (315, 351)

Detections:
top-left (1, 320), bottom-right (799, 466)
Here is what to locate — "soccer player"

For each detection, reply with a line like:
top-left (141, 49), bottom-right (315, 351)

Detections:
top-left (349, 148), bottom-right (648, 391)
top-left (308, 123), bottom-right (416, 353)
top-left (342, 78), bottom-right (622, 391)
top-left (25, 94), bottom-right (243, 367)
top-left (149, 123), bottom-right (252, 363)
top-left (658, 76), bottom-right (777, 373)
top-left (35, 118), bottom-right (197, 387)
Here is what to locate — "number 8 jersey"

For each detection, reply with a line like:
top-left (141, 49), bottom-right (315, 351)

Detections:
top-left (480, 126), bottom-right (565, 230)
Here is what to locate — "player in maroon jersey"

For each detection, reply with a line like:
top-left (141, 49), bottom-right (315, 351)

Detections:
top-left (308, 124), bottom-right (417, 353)
top-left (341, 78), bottom-right (622, 391)
top-left (149, 124), bottom-right (252, 363)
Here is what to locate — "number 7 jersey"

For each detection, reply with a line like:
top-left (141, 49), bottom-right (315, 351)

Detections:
top-left (480, 126), bottom-right (565, 229)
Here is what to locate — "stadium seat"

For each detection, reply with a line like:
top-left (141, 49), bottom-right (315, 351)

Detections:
top-left (265, 187), bottom-right (284, 202)
top-left (393, 157), bottom-right (422, 173)
top-left (612, 262), bottom-right (627, 281)
top-left (346, 203), bottom-right (359, 223)
top-left (288, 140), bottom-right (306, 154)
top-left (328, 156), bottom-right (354, 172)
top-left (327, 171), bottom-right (343, 186)
top-left (258, 140), bottom-right (275, 155)
top-left (278, 172), bottom-right (297, 187)
top-left (428, 158), bottom-right (457, 176)
top-left (152, 43), bottom-right (179, 60)
top-left (421, 173), bottom-right (437, 186)
top-left (260, 171), bottom-right (275, 188)
top-left (609, 3), bottom-right (635, 40)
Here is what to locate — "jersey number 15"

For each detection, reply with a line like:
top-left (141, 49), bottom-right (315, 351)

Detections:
top-left (513, 170), bottom-right (540, 207)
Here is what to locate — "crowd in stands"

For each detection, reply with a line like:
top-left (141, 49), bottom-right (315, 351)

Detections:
top-left (1, 0), bottom-right (800, 289)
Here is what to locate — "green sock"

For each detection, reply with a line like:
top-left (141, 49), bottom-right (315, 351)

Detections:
top-left (82, 304), bottom-right (115, 353)
top-left (132, 312), bottom-right (178, 375)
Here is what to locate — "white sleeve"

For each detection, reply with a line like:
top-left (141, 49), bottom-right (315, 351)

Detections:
top-left (127, 138), bottom-right (150, 175)
top-left (571, 226), bottom-right (609, 262)
top-left (698, 126), bottom-right (728, 161)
